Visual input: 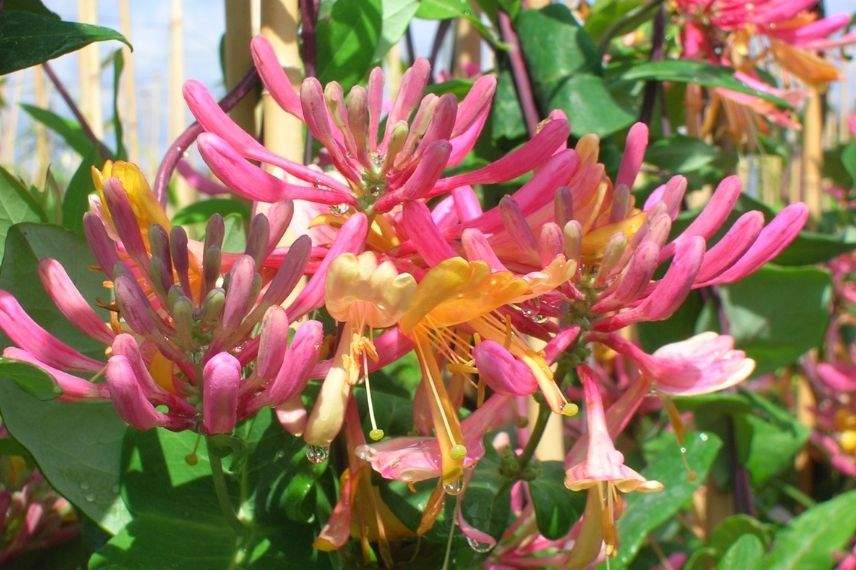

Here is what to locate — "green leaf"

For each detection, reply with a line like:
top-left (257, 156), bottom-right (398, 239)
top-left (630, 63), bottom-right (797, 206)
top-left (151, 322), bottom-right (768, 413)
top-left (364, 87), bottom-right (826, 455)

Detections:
top-left (375, 0), bottom-right (419, 60)
top-left (61, 149), bottom-right (101, 235)
top-left (645, 135), bottom-right (722, 174)
top-left (460, 451), bottom-right (511, 541)
top-left (530, 461), bottom-right (585, 540)
top-left (719, 265), bottom-right (832, 374)
top-left (0, 223), bottom-right (109, 359)
top-left (416, 0), bottom-right (498, 45)
top-left (717, 534), bottom-right (764, 570)
top-left (0, 166), bottom-right (45, 261)
top-left (0, 379), bottom-right (129, 534)
top-left (110, 49), bottom-right (127, 160)
top-left (773, 229), bottom-right (856, 266)
top-left (611, 61), bottom-right (792, 108)
top-left (609, 432), bottom-right (723, 569)
top-left (417, 0), bottom-right (473, 19)
top-left (0, 358), bottom-right (61, 400)
top-left (583, 0), bottom-right (645, 41)
top-left (92, 416), bottom-right (330, 568)
top-left (709, 515), bottom-right (772, 555)
top-left (765, 491), bottom-right (856, 570)
top-left (21, 104), bottom-right (95, 157)
top-left (515, 5), bottom-right (634, 137)
top-left (172, 198), bottom-right (251, 226)
top-left (636, 291), bottom-right (704, 353)
top-left (0, 224), bottom-right (128, 533)
top-left (0, 10), bottom-right (130, 75)
top-left (222, 212), bottom-right (247, 252)
top-left (489, 67), bottom-right (528, 143)
top-left (549, 73), bottom-right (637, 137)
top-left (517, 5), bottom-right (601, 84)
top-left (316, 0), bottom-right (383, 89)
top-left (4, 0), bottom-right (59, 18)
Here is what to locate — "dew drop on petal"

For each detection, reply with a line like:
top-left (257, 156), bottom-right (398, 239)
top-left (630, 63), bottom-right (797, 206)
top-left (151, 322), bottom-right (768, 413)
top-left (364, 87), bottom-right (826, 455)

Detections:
top-left (306, 445), bottom-right (330, 464)
top-left (443, 478), bottom-right (464, 496)
top-left (466, 537), bottom-right (493, 553)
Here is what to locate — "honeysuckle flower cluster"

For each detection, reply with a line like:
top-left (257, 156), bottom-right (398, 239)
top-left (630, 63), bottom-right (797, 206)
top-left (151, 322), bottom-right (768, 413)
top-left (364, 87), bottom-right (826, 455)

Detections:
top-left (675, 0), bottom-right (854, 141)
top-left (0, 428), bottom-right (78, 565)
top-left (0, 37), bottom-right (811, 565)
top-left (0, 161), bottom-right (325, 435)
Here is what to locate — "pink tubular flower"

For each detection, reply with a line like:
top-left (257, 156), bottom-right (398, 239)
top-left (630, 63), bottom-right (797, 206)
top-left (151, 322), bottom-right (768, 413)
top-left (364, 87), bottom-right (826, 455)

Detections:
top-left (599, 332), bottom-right (755, 396)
top-left (355, 394), bottom-right (512, 483)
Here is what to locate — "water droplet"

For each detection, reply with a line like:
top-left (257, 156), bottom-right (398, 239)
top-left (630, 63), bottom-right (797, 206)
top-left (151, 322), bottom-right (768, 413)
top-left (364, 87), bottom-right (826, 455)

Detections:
top-left (84, 493), bottom-right (96, 503)
top-left (699, 433), bottom-right (709, 442)
top-left (329, 203), bottom-right (349, 215)
top-left (355, 444), bottom-right (373, 462)
top-left (443, 478), bottom-right (464, 496)
top-left (466, 537), bottom-right (493, 553)
top-left (306, 445), bottom-right (329, 464)
top-left (274, 450), bottom-right (285, 460)
top-left (80, 482), bottom-right (90, 491)
top-left (679, 446), bottom-right (688, 454)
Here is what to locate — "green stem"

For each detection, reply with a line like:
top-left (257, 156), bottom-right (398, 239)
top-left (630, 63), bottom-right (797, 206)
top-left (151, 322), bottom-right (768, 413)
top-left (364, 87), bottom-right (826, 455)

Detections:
top-left (207, 437), bottom-right (244, 533)
top-left (517, 402), bottom-right (551, 472)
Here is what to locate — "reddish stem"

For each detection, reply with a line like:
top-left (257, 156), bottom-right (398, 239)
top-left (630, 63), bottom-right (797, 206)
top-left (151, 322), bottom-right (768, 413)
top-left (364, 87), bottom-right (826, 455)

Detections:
top-left (153, 68), bottom-right (259, 204)
top-left (42, 62), bottom-right (113, 160)
top-left (498, 11), bottom-right (539, 137)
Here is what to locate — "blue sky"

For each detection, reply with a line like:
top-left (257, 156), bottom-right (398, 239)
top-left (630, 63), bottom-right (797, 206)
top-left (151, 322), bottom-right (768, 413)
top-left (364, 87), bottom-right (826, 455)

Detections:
top-left (2, 0), bottom-right (853, 179)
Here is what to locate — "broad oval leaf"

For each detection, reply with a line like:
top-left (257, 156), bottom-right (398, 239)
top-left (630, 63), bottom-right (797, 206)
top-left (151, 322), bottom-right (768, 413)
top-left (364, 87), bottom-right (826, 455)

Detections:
top-left (0, 10), bottom-right (130, 75)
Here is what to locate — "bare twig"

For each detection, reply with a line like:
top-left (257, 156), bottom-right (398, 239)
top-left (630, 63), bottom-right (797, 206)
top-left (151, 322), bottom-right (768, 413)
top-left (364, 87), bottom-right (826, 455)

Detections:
top-left (299, 0), bottom-right (318, 165)
top-left (153, 68), bottom-right (260, 204)
top-left (638, 4), bottom-right (666, 126)
top-left (42, 62), bottom-right (113, 160)
top-left (405, 26), bottom-right (416, 66)
top-left (298, 0), bottom-right (318, 78)
top-left (498, 11), bottom-right (539, 136)
top-left (428, 20), bottom-right (453, 80)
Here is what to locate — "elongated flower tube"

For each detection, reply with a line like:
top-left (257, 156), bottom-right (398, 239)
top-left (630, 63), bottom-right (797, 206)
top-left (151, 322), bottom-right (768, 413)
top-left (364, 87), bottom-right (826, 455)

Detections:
top-left (0, 161), bottom-right (323, 434)
top-left (394, 257), bottom-right (578, 492)
top-left (564, 365), bottom-right (662, 560)
top-left (305, 252), bottom-right (417, 452)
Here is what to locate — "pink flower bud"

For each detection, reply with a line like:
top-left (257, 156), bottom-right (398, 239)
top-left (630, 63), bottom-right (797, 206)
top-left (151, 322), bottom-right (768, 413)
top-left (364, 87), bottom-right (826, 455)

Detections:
top-left (473, 341), bottom-right (538, 396)
top-left (0, 291), bottom-right (103, 372)
top-left (103, 178), bottom-right (146, 260)
top-left (202, 352), bottom-right (241, 434)
top-left (250, 35), bottom-right (303, 118)
top-left (255, 306), bottom-right (289, 381)
top-left (38, 259), bottom-right (114, 344)
top-left (616, 122), bottom-right (648, 189)
top-left (106, 355), bottom-right (171, 431)
top-left (83, 212), bottom-right (119, 276)
top-left (3, 347), bottom-right (108, 401)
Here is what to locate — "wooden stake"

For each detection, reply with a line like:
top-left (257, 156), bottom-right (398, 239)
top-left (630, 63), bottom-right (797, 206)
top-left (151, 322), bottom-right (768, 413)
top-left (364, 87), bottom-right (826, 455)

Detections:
top-left (385, 43), bottom-right (403, 101)
top-left (34, 66), bottom-right (51, 179)
top-left (77, 0), bottom-right (103, 138)
top-left (169, 0), bottom-right (193, 205)
top-left (260, 0), bottom-right (304, 173)
top-left (0, 77), bottom-right (23, 165)
top-left (454, 15), bottom-right (481, 77)
top-left (802, 89), bottom-right (824, 220)
top-left (225, 0), bottom-right (258, 135)
top-left (119, 0), bottom-right (139, 162)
